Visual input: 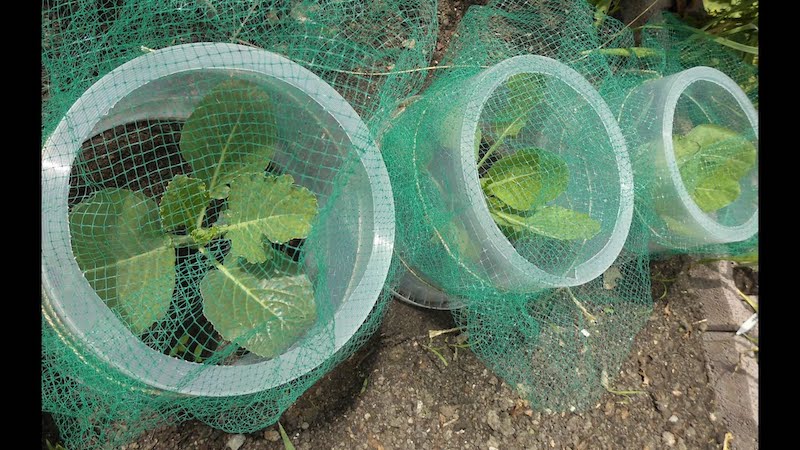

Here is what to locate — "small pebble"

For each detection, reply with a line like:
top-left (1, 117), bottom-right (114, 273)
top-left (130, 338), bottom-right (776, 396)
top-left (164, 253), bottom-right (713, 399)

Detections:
top-left (662, 431), bottom-right (676, 447)
top-left (301, 421), bottom-right (309, 430)
top-left (264, 430), bottom-right (280, 442)
top-left (669, 415), bottom-right (678, 423)
top-left (226, 434), bottom-right (246, 450)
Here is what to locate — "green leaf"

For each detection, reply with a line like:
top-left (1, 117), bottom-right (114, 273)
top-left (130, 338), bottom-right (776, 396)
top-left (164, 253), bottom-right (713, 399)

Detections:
top-left (675, 124), bottom-right (756, 212)
top-left (602, 266), bottom-right (622, 290)
top-left (179, 79), bottom-right (277, 199)
top-left (704, 0), bottom-right (732, 14)
top-left (482, 148), bottom-right (568, 211)
top-left (200, 261), bottom-right (316, 359)
top-left (159, 175), bottom-right (209, 232)
top-left (69, 189), bottom-right (175, 333)
top-left (278, 423), bottom-right (297, 450)
top-left (492, 206), bottom-right (601, 241)
top-left (222, 173), bottom-right (318, 264)
top-left (691, 175), bottom-right (741, 212)
top-left (190, 225), bottom-right (223, 247)
top-left (485, 195), bottom-right (508, 213)
top-left (238, 246), bottom-right (304, 279)
top-left (488, 73), bottom-right (544, 139)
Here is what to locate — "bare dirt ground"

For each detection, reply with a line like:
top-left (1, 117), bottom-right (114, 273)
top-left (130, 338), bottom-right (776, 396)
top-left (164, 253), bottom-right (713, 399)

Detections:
top-left (115, 256), bottom-right (753, 450)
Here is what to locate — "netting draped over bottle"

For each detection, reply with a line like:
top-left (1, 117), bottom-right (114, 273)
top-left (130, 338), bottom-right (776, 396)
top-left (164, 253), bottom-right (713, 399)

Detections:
top-left (42, 0), bottom-right (758, 447)
top-left (42, 1), bottom-right (437, 448)
top-left (594, 11), bottom-right (758, 257)
top-left (381, 0), bottom-right (651, 410)
top-left (382, 0), bottom-right (756, 410)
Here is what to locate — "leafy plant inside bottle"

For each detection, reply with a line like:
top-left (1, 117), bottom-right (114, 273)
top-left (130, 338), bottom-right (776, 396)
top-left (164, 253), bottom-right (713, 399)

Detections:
top-left (671, 123), bottom-right (756, 213)
top-left (477, 73), bottom-right (601, 242)
top-left (68, 79), bottom-right (320, 360)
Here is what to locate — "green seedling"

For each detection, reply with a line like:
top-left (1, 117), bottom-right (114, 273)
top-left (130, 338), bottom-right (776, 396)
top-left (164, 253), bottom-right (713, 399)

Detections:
top-left (672, 123), bottom-right (756, 212)
top-left (478, 74), bottom-right (601, 242)
top-left (69, 79), bottom-right (319, 359)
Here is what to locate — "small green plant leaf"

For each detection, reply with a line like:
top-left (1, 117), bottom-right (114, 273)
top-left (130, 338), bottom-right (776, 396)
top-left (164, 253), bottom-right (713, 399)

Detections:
top-left (69, 188), bottom-right (174, 333)
top-left (488, 73), bottom-right (544, 139)
top-left (278, 423), bottom-right (297, 450)
top-left (180, 79), bottom-right (277, 199)
top-left (603, 266), bottom-right (622, 290)
top-left (221, 173), bottom-right (318, 264)
top-left (492, 206), bottom-right (600, 241)
top-left (674, 124), bottom-right (756, 212)
top-left (690, 175), bottom-right (741, 212)
top-left (190, 225), bottom-right (224, 247)
top-left (200, 260), bottom-right (316, 359)
top-left (482, 148), bottom-right (568, 211)
top-left (485, 195), bottom-right (509, 213)
top-left (159, 175), bottom-right (209, 232)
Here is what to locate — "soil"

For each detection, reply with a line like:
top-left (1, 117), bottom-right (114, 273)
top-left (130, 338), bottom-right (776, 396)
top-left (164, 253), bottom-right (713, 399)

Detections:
top-left (732, 267), bottom-right (758, 296)
top-left (108, 256), bottom-right (732, 450)
top-left (429, 0), bottom-right (489, 69)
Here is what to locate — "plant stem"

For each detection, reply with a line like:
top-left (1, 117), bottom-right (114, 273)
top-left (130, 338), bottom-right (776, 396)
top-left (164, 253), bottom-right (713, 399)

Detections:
top-left (197, 246), bottom-right (222, 269)
top-left (578, 47), bottom-right (661, 58)
top-left (734, 287), bottom-right (758, 313)
top-left (476, 102), bottom-right (539, 172)
top-left (169, 225), bottom-right (229, 249)
top-left (477, 135), bottom-right (506, 171)
top-left (562, 287), bottom-right (598, 325)
top-left (170, 234), bottom-right (198, 248)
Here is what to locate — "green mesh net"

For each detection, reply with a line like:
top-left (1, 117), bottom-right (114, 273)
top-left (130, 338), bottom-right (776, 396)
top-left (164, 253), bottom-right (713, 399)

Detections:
top-left (594, 11), bottom-right (759, 258)
top-left (381, 0), bottom-right (650, 410)
top-left (42, 1), bottom-right (437, 448)
top-left (382, 0), bottom-right (756, 410)
top-left (42, 0), bottom-right (759, 447)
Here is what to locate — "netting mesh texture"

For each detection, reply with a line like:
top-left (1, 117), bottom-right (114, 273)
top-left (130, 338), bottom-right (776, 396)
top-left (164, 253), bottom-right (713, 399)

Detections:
top-left (383, 0), bottom-right (756, 409)
top-left (42, 0), bottom-right (758, 448)
top-left (381, 0), bottom-right (650, 410)
top-left (43, 1), bottom-right (437, 448)
top-left (594, 9), bottom-right (759, 257)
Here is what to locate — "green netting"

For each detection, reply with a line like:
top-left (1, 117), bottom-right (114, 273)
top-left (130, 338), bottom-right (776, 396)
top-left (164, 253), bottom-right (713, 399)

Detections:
top-left (43, 0), bottom-right (759, 447)
top-left (381, 0), bottom-right (651, 410)
top-left (381, 0), bottom-right (756, 410)
top-left (594, 11), bottom-right (759, 257)
top-left (42, 1), bottom-right (437, 448)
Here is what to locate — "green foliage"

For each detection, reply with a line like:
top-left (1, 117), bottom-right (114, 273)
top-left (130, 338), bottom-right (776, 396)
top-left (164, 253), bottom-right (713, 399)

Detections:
top-left (479, 146), bottom-right (600, 241)
top-left (159, 175), bottom-right (209, 232)
top-left (278, 423), bottom-right (297, 450)
top-left (673, 124), bottom-right (756, 212)
top-left (201, 259), bottom-right (316, 359)
top-left (700, 0), bottom-right (759, 65)
top-left (223, 173), bottom-right (317, 264)
top-left (179, 79), bottom-right (277, 200)
top-left (492, 206), bottom-right (601, 241)
top-left (482, 148), bottom-right (568, 211)
top-left (69, 79), bottom-right (319, 356)
top-left (476, 72), bottom-right (601, 242)
top-left (487, 73), bottom-right (545, 141)
top-left (69, 188), bottom-right (175, 333)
